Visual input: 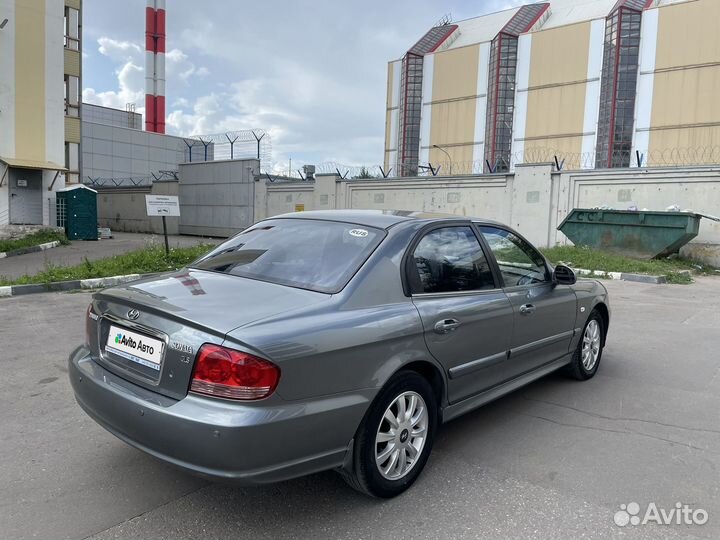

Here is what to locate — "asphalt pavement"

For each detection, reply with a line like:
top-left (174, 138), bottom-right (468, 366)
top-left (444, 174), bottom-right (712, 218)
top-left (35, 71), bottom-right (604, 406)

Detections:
top-left (0, 232), bottom-right (218, 280)
top-left (1, 277), bottom-right (718, 539)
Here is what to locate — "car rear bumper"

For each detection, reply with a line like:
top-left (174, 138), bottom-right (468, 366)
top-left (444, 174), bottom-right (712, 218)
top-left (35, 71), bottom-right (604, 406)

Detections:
top-left (68, 346), bottom-right (372, 485)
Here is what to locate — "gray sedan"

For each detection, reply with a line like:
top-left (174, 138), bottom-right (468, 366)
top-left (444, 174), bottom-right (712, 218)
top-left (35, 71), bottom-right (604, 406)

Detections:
top-left (69, 210), bottom-right (610, 498)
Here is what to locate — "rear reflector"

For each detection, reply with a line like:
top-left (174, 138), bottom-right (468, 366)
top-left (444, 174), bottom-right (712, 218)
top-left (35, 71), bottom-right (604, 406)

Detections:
top-left (190, 344), bottom-right (280, 400)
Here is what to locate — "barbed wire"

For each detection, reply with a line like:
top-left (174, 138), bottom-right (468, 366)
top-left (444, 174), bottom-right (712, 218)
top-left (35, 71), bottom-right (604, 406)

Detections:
top-left (185, 129), bottom-right (272, 162)
top-left (519, 146), bottom-right (720, 171)
top-left (84, 145), bottom-right (720, 188)
top-left (83, 130), bottom-right (272, 187)
top-left (384, 146), bottom-right (720, 177)
top-left (313, 162), bottom-right (384, 178)
top-left (85, 170), bottom-right (178, 188)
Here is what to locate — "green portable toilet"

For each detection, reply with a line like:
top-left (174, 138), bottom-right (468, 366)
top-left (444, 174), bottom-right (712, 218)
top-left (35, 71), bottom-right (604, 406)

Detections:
top-left (56, 184), bottom-right (98, 241)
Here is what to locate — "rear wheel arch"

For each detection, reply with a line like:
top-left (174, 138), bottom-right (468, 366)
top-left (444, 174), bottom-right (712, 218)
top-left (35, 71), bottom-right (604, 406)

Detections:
top-left (342, 368), bottom-right (440, 497)
top-left (354, 359), bottom-right (447, 443)
top-left (399, 360), bottom-right (446, 413)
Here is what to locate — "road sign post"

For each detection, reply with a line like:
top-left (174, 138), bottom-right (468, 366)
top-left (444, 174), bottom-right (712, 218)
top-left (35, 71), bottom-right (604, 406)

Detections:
top-left (162, 215), bottom-right (169, 255)
top-left (145, 195), bottom-right (180, 257)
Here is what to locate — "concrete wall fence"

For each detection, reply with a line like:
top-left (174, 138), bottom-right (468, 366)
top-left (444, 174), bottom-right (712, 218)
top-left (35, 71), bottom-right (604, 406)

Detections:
top-left (97, 181), bottom-right (180, 235)
top-left (96, 160), bottom-right (720, 265)
top-left (97, 158), bottom-right (258, 238)
top-left (256, 164), bottom-right (720, 265)
top-left (178, 159), bottom-right (257, 237)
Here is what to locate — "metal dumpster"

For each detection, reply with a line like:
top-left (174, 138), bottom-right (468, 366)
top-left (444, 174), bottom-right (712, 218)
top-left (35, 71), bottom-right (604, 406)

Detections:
top-left (558, 209), bottom-right (701, 259)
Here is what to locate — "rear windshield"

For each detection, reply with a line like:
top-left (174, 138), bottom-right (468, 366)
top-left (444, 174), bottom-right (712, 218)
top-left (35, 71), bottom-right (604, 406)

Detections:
top-left (190, 219), bottom-right (385, 293)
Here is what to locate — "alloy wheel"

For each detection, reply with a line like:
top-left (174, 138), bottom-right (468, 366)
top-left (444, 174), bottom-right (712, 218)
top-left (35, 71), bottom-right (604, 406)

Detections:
top-left (375, 391), bottom-right (428, 480)
top-left (582, 319), bottom-right (601, 371)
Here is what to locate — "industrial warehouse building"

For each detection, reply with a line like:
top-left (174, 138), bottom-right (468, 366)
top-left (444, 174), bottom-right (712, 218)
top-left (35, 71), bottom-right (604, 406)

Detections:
top-left (384, 0), bottom-right (720, 176)
top-left (0, 0), bottom-right (82, 226)
top-left (81, 103), bottom-right (212, 184)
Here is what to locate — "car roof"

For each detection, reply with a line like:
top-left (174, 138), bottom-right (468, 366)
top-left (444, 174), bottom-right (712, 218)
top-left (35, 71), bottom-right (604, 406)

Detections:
top-left (269, 209), bottom-right (504, 230)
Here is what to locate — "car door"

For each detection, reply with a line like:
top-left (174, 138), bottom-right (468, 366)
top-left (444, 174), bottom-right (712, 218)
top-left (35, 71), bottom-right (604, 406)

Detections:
top-left (407, 224), bottom-right (515, 404)
top-left (477, 225), bottom-right (577, 378)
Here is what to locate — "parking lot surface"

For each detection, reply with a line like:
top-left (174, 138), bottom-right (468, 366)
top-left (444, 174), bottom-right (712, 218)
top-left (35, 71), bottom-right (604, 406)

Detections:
top-left (1, 277), bottom-right (718, 539)
top-left (0, 232), bottom-right (217, 281)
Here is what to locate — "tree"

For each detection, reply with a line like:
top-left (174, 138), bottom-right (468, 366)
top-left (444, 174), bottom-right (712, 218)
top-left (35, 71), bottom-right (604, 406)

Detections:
top-left (353, 166), bottom-right (377, 179)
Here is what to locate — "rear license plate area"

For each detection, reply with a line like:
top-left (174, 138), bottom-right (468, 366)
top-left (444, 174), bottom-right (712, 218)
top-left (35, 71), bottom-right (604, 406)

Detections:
top-left (103, 323), bottom-right (165, 383)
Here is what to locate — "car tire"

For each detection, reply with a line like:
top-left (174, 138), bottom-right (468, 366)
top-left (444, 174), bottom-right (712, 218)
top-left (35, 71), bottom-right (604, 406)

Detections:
top-left (340, 371), bottom-right (438, 498)
top-left (566, 309), bottom-right (605, 381)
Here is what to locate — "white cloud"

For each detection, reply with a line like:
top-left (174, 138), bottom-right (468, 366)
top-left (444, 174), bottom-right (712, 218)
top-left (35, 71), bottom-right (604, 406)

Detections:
top-left (83, 0), bottom-right (525, 168)
top-left (84, 37), bottom-right (145, 111)
top-left (164, 47), bottom-right (210, 82)
top-left (83, 60), bottom-right (145, 111)
top-left (84, 36), bottom-right (211, 121)
top-left (97, 37), bottom-right (142, 61)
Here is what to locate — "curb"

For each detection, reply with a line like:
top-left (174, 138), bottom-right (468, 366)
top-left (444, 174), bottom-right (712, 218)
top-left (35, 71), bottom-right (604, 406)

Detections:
top-left (574, 267), bottom-right (676, 284)
top-left (0, 273), bottom-right (144, 298)
top-left (0, 265), bottom-right (693, 298)
top-left (0, 240), bottom-right (61, 259)
top-left (574, 268), bottom-right (622, 280)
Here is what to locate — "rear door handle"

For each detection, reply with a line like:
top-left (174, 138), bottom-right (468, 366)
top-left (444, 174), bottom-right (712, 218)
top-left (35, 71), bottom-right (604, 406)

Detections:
top-left (519, 303), bottom-right (536, 315)
top-left (434, 318), bottom-right (461, 334)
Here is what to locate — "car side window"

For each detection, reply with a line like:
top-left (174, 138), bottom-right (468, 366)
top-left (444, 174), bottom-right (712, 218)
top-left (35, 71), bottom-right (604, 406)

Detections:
top-left (479, 226), bottom-right (549, 287)
top-left (410, 226), bottom-right (495, 294)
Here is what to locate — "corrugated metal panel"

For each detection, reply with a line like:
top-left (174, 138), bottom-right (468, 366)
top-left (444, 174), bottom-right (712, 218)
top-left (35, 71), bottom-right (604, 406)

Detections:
top-left (528, 21), bottom-right (591, 87)
top-left (65, 116), bottom-right (81, 143)
top-left (432, 45), bottom-right (480, 102)
top-left (64, 48), bottom-right (80, 76)
top-left (0, 157), bottom-right (66, 171)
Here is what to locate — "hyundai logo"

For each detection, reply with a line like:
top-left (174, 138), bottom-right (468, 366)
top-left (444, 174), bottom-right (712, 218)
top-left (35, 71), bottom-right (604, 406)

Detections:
top-left (127, 309), bottom-right (140, 320)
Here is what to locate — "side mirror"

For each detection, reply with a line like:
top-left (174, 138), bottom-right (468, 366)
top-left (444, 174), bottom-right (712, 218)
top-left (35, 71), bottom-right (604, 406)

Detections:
top-left (553, 264), bottom-right (577, 285)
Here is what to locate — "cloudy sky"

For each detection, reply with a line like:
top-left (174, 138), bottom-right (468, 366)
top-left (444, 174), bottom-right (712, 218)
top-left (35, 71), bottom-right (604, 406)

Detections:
top-left (83, 0), bottom-right (522, 172)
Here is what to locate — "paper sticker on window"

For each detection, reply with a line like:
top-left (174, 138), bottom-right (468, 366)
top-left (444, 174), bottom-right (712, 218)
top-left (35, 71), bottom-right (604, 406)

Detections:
top-left (349, 229), bottom-right (369, 238)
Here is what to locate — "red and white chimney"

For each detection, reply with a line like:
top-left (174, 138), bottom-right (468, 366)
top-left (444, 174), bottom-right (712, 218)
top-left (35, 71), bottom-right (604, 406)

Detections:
top-left (145, 0), bottom-right (166, 133)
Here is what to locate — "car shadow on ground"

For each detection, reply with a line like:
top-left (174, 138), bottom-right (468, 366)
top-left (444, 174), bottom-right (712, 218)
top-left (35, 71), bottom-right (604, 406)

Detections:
top-left (132, 370), bottom-right (572, 504)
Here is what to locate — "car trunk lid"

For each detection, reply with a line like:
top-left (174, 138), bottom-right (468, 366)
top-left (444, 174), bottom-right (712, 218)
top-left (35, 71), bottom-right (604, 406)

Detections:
top-left (90, 269), bottom-right (328, 400)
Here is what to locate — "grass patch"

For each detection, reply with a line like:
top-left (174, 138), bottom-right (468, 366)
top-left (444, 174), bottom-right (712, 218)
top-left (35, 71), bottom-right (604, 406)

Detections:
top-left (542, 245), bottom-right (716, 284)
top-left (0, 229), bottom-right (70, 253)
top-left (0, 243), bottom-right (214, 286)
top-left (1, 240), bottom-right (714, 287)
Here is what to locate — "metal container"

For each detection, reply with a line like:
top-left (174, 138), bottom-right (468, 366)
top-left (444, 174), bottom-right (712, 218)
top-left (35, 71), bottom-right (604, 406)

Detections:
top-left (558, 209), bottom-right (702, 259)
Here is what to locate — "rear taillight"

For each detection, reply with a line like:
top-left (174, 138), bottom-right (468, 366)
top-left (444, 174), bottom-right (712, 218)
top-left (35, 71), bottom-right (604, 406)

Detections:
top-left (85, 304), bottom-right (99, 346)
top-left (190, 344), bottom-right (280, 400)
